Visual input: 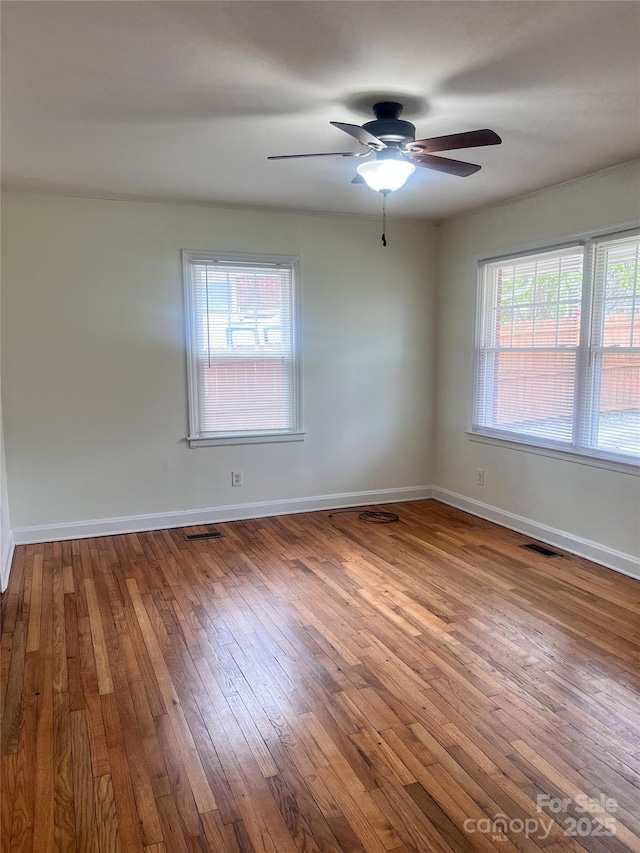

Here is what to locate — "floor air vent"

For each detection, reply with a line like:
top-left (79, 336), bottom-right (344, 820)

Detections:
top-left (184, 531), bottom-right (223, 541)
top-left (521, 543), bottom-right (560, 557)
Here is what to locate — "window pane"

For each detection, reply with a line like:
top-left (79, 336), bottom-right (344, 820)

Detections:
top-left (603, 239), bottom-right (639, 300)
top-left (601, 299), bottom-right (637, 347)
top-left (478, 351), bottom-right (576, 443)
top-left (485, 252), bottom-right (583, 346)
top-left (590, 353), bottom-right (640, 457)
top-left (194, 265), bottom-right (291, 356)
top-left (590, 233), bottom-right (640, 458)
top-left (597, 237), bottom-right (640, 347)
top-left (596, 234), bottom-right (640, 349)
top-left (476, 248), bottom-right (583, 446)
top-left (199, 357), bottom-right (293, 433)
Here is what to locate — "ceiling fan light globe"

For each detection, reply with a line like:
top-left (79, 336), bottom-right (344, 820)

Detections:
top-left (356, 158), bottom-right (416, 192)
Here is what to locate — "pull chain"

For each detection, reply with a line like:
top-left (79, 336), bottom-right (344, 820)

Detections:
top-left (381, 191), bottom-right (388, 247)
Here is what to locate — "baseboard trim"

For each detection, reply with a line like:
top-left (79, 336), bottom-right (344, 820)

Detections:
top-left (12, 486), bottom-right (434, 545)
top-left (432, 487), bottom-right (640, 581)
top-left (11, 485), bottom-right (638, 581)
top-left (1, 528), bottom-right (15, 593)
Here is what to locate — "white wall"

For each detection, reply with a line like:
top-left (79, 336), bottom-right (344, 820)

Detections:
top-left (3, 167), bottom-right (639, 573)
top-left (435, 162), bottom-right (640, 563)
top-left (1, 193), bottom-right (436, 531)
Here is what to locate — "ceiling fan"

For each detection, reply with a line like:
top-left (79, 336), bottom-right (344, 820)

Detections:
top-left (268, 101), bottom-right (502, 194)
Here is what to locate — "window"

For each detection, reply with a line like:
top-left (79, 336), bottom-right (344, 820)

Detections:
top-left (183, 251), bottom-right (303, 447)
top-left (473, 230), bottom-right (640, 467)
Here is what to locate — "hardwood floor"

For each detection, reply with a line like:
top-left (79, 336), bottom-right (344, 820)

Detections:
top-left (1, 500), bottom-right (640, 853)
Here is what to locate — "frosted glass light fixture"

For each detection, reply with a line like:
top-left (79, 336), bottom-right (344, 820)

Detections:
top-left (357, 153), bottom-right (416, 192)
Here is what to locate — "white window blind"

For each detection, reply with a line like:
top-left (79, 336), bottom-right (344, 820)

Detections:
top-left (183, 252), bottom-right (302, 446)
top-left (587, 233), bottom-right (640, 457)
top-left (474, 232), bottom-right (640, 466)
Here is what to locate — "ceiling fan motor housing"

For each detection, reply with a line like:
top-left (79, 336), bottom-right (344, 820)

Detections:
top-left (363, 102), bottom-right (416, 145)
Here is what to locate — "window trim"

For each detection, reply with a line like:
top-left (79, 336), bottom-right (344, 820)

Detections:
top-left (182, 250), bottom-right (304, 448)
top-left (470, 222), bottom-right (640, 470)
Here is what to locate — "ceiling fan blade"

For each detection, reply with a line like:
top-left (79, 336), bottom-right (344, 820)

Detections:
top-left (330, 121), bottom-right (386, 150)
top-left (268, 151), bottom-right (369, 160)
top-left (407, 129), bottom-right (501, 153)
top-left (410, 153), bottom-right (481, 177)
top-left (351, 173), bottom-right (365, 184)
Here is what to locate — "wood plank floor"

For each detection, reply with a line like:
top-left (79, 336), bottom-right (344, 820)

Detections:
top-left (1, 500), bottom-right (640, 853)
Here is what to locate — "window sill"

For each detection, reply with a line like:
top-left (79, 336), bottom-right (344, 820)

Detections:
top-left (466, 431), bottom-right (640, 476)
top-left (188, 431), bottom-right (306, 448)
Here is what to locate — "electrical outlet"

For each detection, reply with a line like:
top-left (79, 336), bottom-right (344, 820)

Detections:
top-left (231, 471), bottom-right (243, 487)
top-left (476, 469), bottom-right (485, 486)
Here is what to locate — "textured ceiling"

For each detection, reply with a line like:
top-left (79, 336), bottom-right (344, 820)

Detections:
top-left (2, 1), bottom-right (639, 219)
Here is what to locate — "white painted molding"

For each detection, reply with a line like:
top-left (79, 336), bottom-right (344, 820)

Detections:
top-left (12, 486), bottom-right (434, 545)
top-left (432, 487), bottom-right (640, 581)
top-left (1, 528), bottom-right (15, 593)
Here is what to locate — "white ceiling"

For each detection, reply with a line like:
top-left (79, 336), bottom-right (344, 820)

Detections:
top-left (2, 1), bottom-right (639, 220)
